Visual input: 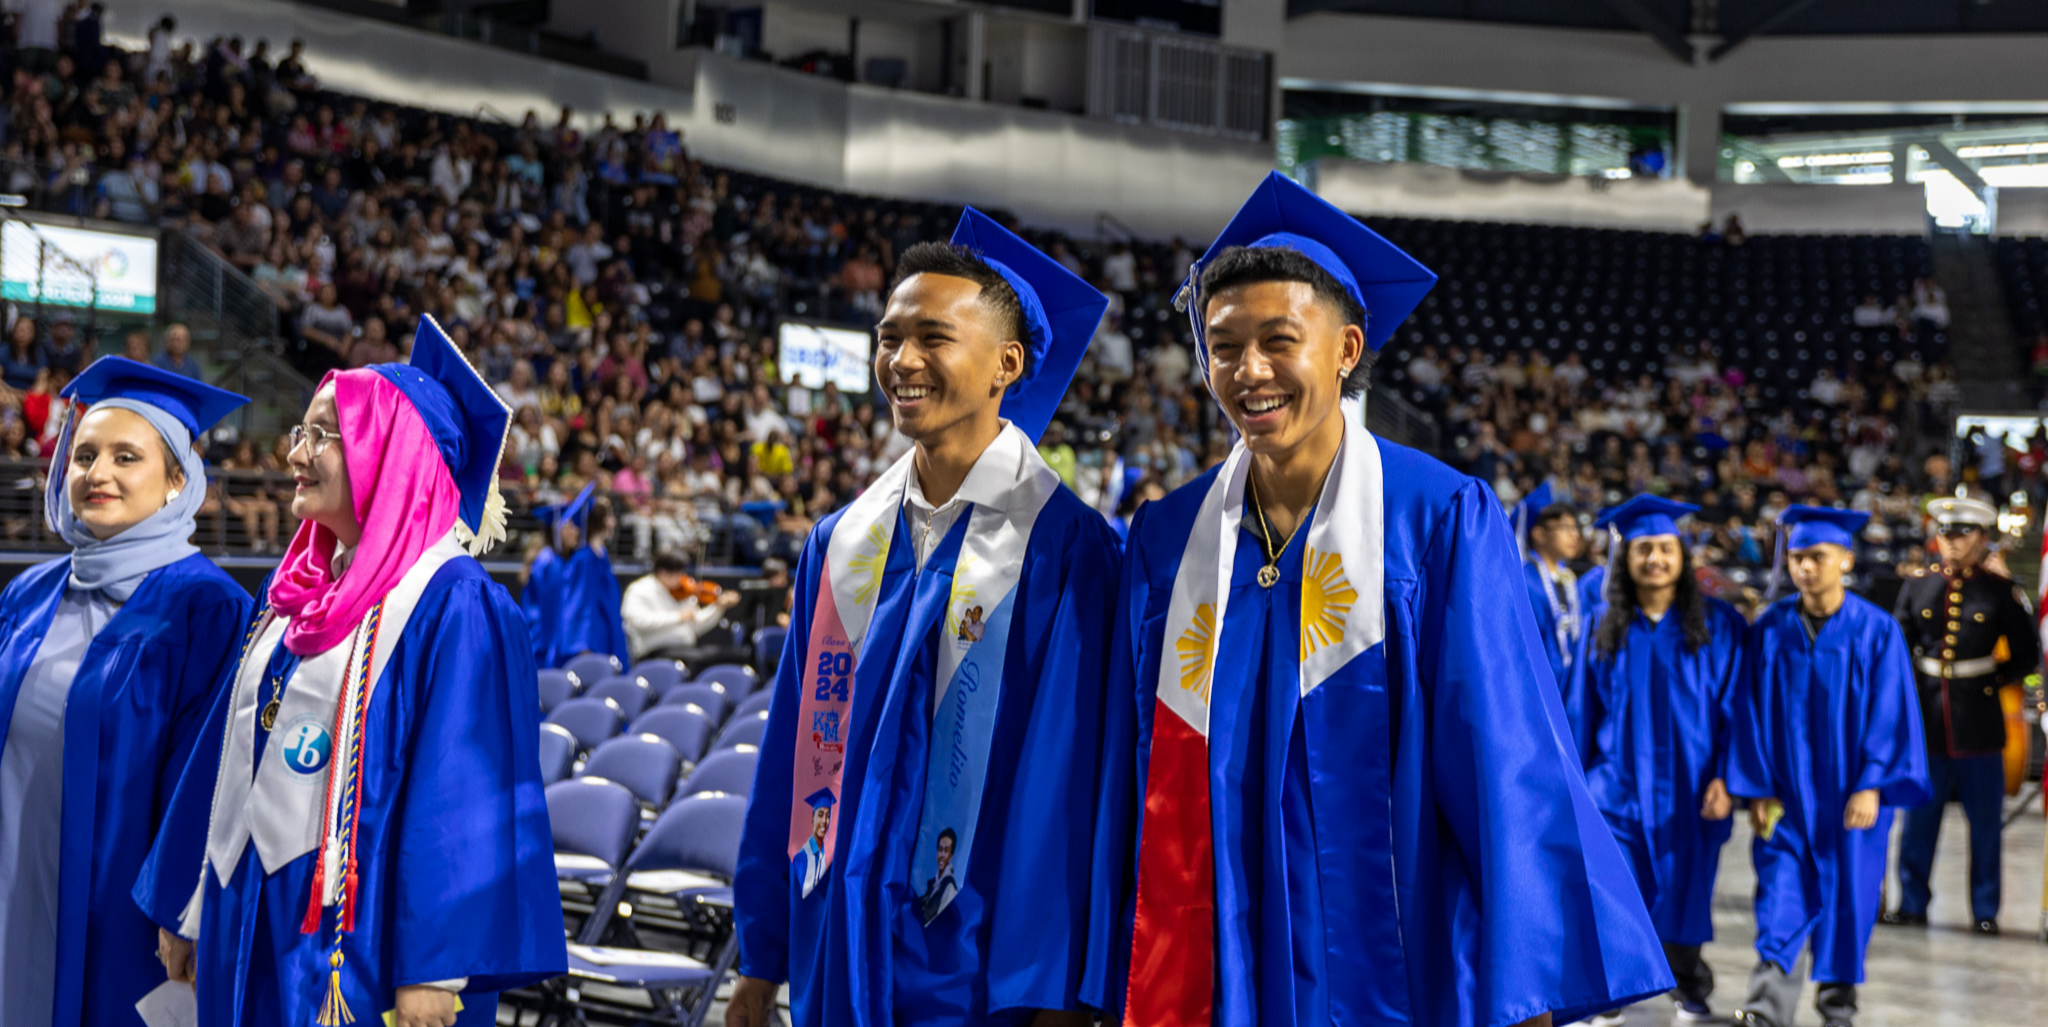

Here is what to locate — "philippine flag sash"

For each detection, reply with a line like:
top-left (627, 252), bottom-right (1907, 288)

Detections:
top-left (1126, 415), bottom-right (1385, 1026)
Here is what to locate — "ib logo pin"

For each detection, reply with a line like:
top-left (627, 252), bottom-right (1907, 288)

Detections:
top-left (277, 715), bottom-right (334, 778)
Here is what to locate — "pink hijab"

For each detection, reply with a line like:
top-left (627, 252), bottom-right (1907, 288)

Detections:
top-left (270, 368), bottom-right (463, 656)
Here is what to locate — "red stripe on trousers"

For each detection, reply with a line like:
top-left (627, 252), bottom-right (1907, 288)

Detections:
top-left (1126, 697), bottom-right (1214, 1027)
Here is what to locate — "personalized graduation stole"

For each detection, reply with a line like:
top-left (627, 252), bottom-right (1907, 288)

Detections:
top-left (1126, 417), bottom-right (1386, 1027)
top-left (906, 446), bottom-right (1059, 924)
top-left (787, 448), bottom-right (916, 896)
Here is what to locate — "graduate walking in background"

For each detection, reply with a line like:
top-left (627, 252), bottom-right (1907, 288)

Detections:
top-left (1516, 485), bottom-right (1585, 696)
top-left (1566, 496), bottom-right (1748, 1025)
top-left (522, 482), bottom-right (631, 671)
top-left (1728, 506), bottom-right (1929, 1027)
top-left (728, 210), bottom-right (1117, 1027)
top-left (136, 318), bottom-right (564, 1027)
top-left (1089, 173), bottom-right (1671, 1027)
top-left (0, 359), bottom-right (253, 1027)
top-left (1884, 496), bottom-right (2038, 934)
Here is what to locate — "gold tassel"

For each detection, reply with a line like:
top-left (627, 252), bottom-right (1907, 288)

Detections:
top-left (317, 947), bottom-right (355, 1025)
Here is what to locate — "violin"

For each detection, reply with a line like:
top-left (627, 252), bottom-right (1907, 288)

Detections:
top-left (669, 574), bottom-right (723, 605)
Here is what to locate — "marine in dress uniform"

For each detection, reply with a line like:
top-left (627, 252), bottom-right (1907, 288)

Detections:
top-left (1884, 496), bottom-right (2039, 934)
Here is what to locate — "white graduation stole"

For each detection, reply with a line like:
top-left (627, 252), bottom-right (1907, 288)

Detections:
top-left (183, 532), bottom-right (463, 936)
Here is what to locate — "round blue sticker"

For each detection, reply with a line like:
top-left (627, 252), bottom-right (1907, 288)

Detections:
top-left (278, 718), bottom-right (333, 776)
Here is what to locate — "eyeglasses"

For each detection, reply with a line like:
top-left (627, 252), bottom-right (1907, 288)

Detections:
top-left (1935, 524), bottom-right (1984, 538)
top-left (288, 423), bottom-right (341, 458)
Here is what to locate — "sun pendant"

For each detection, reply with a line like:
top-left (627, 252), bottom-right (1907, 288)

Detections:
top-left (260, 700), bottom-right (281, 731)
top-left (1257, 563), bottom-right (1280, 589)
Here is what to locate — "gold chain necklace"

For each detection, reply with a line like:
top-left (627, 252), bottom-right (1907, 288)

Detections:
top-left (1248, 474), bottom-right (1304, 589)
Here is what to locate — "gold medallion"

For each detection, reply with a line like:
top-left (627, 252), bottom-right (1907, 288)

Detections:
top-left (260, 700), bottom-right (280, 731)
top-left (1257, 564), bottom-right (1280, 589)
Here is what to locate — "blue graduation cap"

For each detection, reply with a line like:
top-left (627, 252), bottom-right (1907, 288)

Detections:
top-left (1179, 171), bottom-right (1438, 365)
top-left (948, 207), bottom-right (1109, 443)
top-left (804, 787), bottom-right (837, 810)
top-left (533, 482), bottom-right (595, 549)
top-left (1593, 494), bottom-right (1697, 542)
top-left (368, 315), bottom-right (512, 554)
top-left (62, 356), bottom-right (248, 442)
top-left (1512, 482), bottom-right (1557, 557)
top-left (1778, 504), bottom-right (1870, 551)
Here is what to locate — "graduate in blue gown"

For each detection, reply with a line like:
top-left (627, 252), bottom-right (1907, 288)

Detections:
top-left (729, 210), bottom-right (1116, 1027)
top-left (1565, 495), bottom-right (1748, 1025)
top-left (135, 318), bottom-right (563, 1027)
top-left (1087, 174), bottom-right (1670, 1027)
top-left (1514, 483), bottom-right (1585, 694)
top-left (521, 483), bottom-right (630, 669)
top-left (1726, 506), bottom-right (1928, 1027)
top-left (0, 359), bottom-right (253, 1027)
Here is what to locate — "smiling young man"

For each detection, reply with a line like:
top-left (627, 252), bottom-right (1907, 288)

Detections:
top-left (1726, 505), bottom-right (1928, 1027)
top-left (1085, 174), bottom-right (1669, 1027)
top-left (729, 210), bottom-right (1116, 1027)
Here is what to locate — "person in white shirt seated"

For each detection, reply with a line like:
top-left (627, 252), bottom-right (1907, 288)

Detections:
top-left (623, 549), bottom-right (740, 663)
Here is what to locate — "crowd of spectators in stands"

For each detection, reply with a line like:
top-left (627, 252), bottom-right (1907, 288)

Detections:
top-left (0, 7), bottom-right (2003, 583)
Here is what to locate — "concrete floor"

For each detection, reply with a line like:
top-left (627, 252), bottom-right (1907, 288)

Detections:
top-left (1599, 797), bottom-right (2048, 1027)
top-left (650, 799), bottom-right (2048, 1026)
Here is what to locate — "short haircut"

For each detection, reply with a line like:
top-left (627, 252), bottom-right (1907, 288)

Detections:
top-left (1198, 245), bottom-right (1375, 398)
top-left (1533, 503), bottom-right (1577, 530)
top-left (653, 550), bottom-right (690, 575)
top-left (891, 242), bottom-right (1033, 381)
top-left (937, 827), bottom-right (957, 848)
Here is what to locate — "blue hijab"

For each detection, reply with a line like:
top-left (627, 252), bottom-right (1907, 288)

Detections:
top-left (43, 399), bottom-right (209, 601)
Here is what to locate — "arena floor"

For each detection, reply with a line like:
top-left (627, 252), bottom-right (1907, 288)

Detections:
top-left (689, 799), bottom-right (2048, 1026)
top-left (1603, 799), bottom-right (2048, 1027)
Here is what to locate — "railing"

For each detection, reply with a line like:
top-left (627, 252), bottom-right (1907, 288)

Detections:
top-left (158, 230), bottom-right (316, 436)
top-left (1364, 386), bottom-right (1443, 454)
top-left (0, 460), bottom-right (788, 568)
top-left (0, 154), bottom-right (157, 227)
top-left (0, 213), bottom-right (111, 338)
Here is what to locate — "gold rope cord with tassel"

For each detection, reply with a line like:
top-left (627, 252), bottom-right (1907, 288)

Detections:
top-left (310, 601), bottom-right (384, 1026)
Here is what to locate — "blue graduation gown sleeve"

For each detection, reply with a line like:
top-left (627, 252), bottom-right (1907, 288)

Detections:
top-left (1080, 501), bottom-right (1153, 1013)
top-left (520, 550), bottom-right (558, 667)
top-left (1402, 476), bottom-right (1673, 1026)
top-left (386, 573), bottom-right (566, 990)
top-left (967, 498), bottom-right (1120, 1015)
top-left (0, 554), bottom-right (252, 1027)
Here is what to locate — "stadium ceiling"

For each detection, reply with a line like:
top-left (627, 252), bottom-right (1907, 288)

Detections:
top-left (1286, 0), bottom-right (2048, 64)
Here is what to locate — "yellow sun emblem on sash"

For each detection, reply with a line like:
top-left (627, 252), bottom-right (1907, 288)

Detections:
top-left (1175, 603), bottom-right (1218, 703)
top-left (849, 523), bottom-right (890, 606)
top-left (945, 554), bottom-right (978, 636)
top-left (1300, 548), bottom-right (1356, 661)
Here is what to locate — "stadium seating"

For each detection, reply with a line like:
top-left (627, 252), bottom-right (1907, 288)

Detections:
top-left (537, 723), bottom-right (579, 786)
top-left (629, 659), bottom-right (693, 698)
top-left (695, 664), bottom-right (762, 697)
top-left (537, 669), bottom-right (580, 714)
top-left (630, 706), bottom-right (717, 767)
top-left (661, 683), bottom-right (732, 725)
top-left (580, 734), bottom-right (684, 810)
top-left (586, 675), bottom-right (655, 721)
top-left (732, 690), bottom-right (775, 722)
top-left (678, 747), bottom-right (760, 800)
top-left (713, 710), bottom-right (772, 752)
top-left (544, 696), bottom-right (625, 755)
top-left (564, 653), bottom-right (625, 687)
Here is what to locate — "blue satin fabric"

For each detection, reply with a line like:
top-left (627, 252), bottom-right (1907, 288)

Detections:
top-left (522, 545), bottom-right (630, 669)
top-left (1727, 594), bottom-right (1929, 983)
top-left (0, 554), bottom-right (250, 1027)
top-left (133, 560), bottom-right (566, 1025)
top-left (1087, 438), bottom-right (1673, 1027)
top-left (733, 490), bottom-right (1119, 1026)
top-left (1567, 598), bottom-right (1746, 945)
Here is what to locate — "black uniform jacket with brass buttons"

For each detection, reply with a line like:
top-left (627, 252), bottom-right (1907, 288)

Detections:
top-left (1892, 567), bottom-right (2041, 757)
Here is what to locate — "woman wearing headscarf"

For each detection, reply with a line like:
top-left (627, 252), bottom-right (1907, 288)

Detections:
top-left (135, 318), bottom-right (565, 1027)
top-left (0, 357), bottom-right (254, 1027)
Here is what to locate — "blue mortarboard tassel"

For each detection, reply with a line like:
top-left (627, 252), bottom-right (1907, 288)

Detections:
top-left (947, 208), bottom-right (1109, 443)
top-left (1177, 172), bottom-right (1439, 372)
top-left (62, 356), bottom-right (249, 440)
top-left (368, 315), bottom-right (513, 555)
